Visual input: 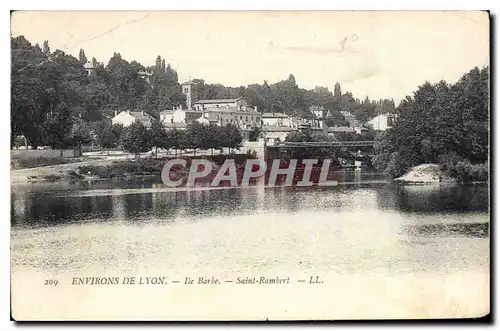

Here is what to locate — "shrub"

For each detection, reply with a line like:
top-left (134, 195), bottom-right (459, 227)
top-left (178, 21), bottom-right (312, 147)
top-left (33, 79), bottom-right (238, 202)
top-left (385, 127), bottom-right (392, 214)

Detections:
top-left (439, 154), bottom-right (488, 183)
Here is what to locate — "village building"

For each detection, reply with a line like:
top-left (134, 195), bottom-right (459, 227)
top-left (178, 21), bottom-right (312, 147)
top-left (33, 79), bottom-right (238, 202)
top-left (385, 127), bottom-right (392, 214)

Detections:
top-left (340, 110), bottom-right (365, 132)
top-left (261, 113), bottom-right (290, 127)
top-left (162, 80), bottom-right (263, 131)
top-left (202, 105), bottom-right (262, 129)
top-left (159, 106), bottom-right (202, 125)
top-left (83, 62), bottom-right (96, 76)
top-left (111, 110), bottom-right (155, 128)
top-left (290, 116), bottom-right (324, 130)
top-left (181, 80), bottom-right (197, 109)
top-left (261, 126), bottom-right (296, 143)
top-left (160, 105), bottom-right (262, 130)
top-left (368, 113), bottom-right (398, 131)
top-left (192, 97), bottom-right (250, 111)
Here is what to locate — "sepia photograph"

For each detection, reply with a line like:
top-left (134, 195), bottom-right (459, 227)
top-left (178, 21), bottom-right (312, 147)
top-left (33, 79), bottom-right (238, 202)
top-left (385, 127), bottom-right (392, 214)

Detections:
top-left (9, 10), bottom-right (490, 321)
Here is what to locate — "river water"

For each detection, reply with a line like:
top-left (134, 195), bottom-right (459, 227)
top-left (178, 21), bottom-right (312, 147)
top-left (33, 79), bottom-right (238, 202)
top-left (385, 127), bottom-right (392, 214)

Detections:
top-left (10, 172), bottom-right (490, 320)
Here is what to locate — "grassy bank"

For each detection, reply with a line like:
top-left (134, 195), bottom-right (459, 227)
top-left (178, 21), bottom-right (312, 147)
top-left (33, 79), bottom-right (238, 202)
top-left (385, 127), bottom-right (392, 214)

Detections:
top-left (76, 154), bottom-right (257, 180)
top-left (11, 157), bottom-right (85, 170)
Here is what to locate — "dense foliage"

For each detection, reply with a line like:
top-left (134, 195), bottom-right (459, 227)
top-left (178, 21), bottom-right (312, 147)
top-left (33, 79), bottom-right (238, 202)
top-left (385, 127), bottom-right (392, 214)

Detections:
top-left (11, 36), bottom-right (185, 148)
top-left (372, 66), bottom-right (489, 182)
top-left (13, 35), bottom-right (487, 182)
top-left (12, 36), bottom-right (398, 150)
top-left (189, 76), bottom-right (396, 124)
top-left (118, 121), bottom-right (243, 156)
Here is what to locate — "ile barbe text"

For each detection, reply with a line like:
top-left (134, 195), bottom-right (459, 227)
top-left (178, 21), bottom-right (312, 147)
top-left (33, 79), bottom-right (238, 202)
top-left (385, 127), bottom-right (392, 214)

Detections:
top-left (64, 276), bottom-right (324, 286)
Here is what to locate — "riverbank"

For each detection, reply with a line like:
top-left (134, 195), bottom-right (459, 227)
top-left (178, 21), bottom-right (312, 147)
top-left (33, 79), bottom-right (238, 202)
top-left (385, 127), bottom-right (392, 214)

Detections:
top-left (10, 154), bottom-right (257, 185)
top-left (393, 163), bottom-right (488, 185)
top-left (394, 164), bottom-right (453, 185)
top-left (10, 158), bottom-right (118, 185)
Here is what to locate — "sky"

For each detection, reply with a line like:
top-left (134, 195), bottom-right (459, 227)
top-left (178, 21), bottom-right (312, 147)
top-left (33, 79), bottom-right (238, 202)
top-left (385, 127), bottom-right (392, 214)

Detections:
top-left (11, 11), bottom-right (489, 103)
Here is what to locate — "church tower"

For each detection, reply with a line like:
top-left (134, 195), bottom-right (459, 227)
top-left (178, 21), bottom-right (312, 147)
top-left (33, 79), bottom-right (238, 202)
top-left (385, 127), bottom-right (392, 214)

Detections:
top-left (181, 80), bottom-right (197, 109)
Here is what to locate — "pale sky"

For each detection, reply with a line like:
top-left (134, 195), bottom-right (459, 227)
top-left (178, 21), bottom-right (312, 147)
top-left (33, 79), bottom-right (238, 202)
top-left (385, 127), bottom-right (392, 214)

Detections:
top-left (11, 11), bottom-right (489, 102)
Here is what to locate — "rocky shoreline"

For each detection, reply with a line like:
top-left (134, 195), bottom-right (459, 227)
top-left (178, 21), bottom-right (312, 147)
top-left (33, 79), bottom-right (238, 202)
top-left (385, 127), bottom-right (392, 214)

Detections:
top-left (393, 164), bottom-right (455, 185)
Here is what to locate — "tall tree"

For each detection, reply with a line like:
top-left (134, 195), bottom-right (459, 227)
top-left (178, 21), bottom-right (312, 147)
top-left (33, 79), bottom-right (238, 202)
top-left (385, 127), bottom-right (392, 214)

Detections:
top-left (79, 49), bottom-right (87, 65)
top-left (42, 40), bottom-right (50, 56)
top-left (372, 66), bottom-right (489, 178)
top-left (334, 82), bottom-right (342, 99)
top-left (120, 121), bottom-right (153, 157)
top-left (150, 119), bottom-right (169, 157)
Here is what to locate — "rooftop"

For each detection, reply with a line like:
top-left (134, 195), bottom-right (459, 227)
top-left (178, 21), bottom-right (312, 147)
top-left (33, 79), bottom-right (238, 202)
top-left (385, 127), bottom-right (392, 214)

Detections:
top-left (194, 97), bottom-right (242, 104)
top-left (160, 109), bottom-right (201, 115)
top-left (181, 80), bottom-right (197, 85)
top-left (262, 112), bottom-right (289, 118)
top-left (204, 106), bottom-right (260, 114)
top-left (114, 110), bottom-right (154, 122)
top-left (131, 111), bottom-right (155, 122)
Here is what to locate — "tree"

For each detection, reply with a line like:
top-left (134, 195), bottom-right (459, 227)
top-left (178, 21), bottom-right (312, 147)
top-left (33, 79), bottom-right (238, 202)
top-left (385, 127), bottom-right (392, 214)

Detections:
top-left (68, 121), bottom-right (94, 149)
top-left (120, 121), bottom-right (153, 157)
top-left (223, 125), bottom-right (243, 151)
top-left (150, 119), bottom-right (169, 157)
top-left (42, 102), bottom-right (73, 148)
top-left (184, 122), bottom-right (207, 156)
top-left (79, 49), bottom-right (87, 65)
top-left (248, 127), bottom-right (261, 141)
top-left (106, 53), bottom-right (148, 109)
top-left (372, 66), bottom-right (489, 179)
top-left (284, 130), bottom-right (339, 161)
top-left (111, 123), bottom-right (124, 145)
top-left (285, 131), bottom-right (308, 142)
top-left (95, 123), bottom-right (120, 149)
top-left (168, 128), bottom-right (183, 156)
top-left (334, 82), bottom-right (342, 99)
top-left (42, 40), bottom-right (50, 55)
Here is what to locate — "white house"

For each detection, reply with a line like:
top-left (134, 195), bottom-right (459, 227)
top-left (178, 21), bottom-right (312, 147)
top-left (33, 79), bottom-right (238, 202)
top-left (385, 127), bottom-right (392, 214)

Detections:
top-left (161, 104), bottom-right (262, 130)
top-left (83, 62), bottom-right (96, 76)
top-left (160, 107), bottom-right (203, 125)
top-left (112, 110), bottom-right (155, 128)
top-left (261, 113), bottom-right (290, 127)
top-left (202, 105), bottom-right (261, 129)
top-left (368, 113), bottom-right (397, 131)
top-left (192, 97), bottom-right (249, 111)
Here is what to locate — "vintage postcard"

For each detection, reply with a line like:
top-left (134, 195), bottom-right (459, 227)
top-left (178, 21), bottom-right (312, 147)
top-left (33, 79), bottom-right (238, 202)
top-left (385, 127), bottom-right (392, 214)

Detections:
top-left (10, 11), bottom-right (490, 321)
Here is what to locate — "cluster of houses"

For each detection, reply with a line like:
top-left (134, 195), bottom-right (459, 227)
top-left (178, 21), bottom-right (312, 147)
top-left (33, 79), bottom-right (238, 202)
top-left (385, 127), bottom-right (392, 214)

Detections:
top-left (111, 80), bottom-right (397, 143)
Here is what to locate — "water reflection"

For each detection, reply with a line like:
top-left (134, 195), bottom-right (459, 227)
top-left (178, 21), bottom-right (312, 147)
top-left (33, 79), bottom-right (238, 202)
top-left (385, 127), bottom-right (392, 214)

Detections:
top-left (11, 179), bottom-right (489, 229)
top-left (402, 222), bottom-right (489, 239)
top-left (10, 176), bottom-right (490, 275)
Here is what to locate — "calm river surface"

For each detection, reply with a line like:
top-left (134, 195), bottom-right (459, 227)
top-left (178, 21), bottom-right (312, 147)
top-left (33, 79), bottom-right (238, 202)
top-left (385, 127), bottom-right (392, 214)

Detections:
top-left (10, 172), bottom-right (490, 319)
